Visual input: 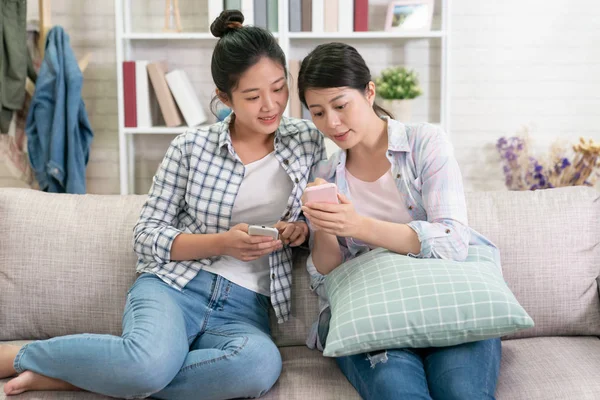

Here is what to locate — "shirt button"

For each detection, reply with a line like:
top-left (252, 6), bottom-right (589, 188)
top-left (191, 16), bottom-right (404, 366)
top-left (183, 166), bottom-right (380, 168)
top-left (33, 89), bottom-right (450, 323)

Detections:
top-left (388, 151), bottom-right (392, 157)
top-left (283, 159), bottom-right (289, 165)
top-left (445, 229), bottom-right (451, 234)
top-left (275, 138), bottom-right (279, 143)
top-left (271, 273), bottom-right (276, 280)
top-left (408, 205), bottom-right (413, 210)
top-left (396, 173), bottom-right (401, 178)
top-left (295, 177), bottom-right (299, 183)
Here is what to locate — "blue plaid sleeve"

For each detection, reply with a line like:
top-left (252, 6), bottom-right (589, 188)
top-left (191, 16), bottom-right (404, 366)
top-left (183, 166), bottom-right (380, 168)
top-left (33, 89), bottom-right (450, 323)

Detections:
top-left (133, 134), bottom-right (190, 264)
top-left (406, 128), bottom-right (470, 261)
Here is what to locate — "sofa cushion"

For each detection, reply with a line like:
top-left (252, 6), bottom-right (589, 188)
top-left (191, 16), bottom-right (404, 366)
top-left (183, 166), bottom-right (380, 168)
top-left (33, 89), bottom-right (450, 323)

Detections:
top-left (262, 346), bottom-right (360, 400)
top-left (496, 336), bottom-right (600, 399)
top-left (4, 338), bottom-right (599, 400)
top-left (0, 189), bottom-right (146, 340)
top-left (466, 187), bottom-right (600, 339)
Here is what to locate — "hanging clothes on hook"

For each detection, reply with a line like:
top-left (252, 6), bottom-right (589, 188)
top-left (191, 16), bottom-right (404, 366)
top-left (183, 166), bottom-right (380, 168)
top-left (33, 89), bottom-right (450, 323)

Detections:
top-left (0, 22), bottom-right (42, 188)
top-left (0, 0), bottom-right (34, 134)
top-left (26, 26), bottom-right (93, 194)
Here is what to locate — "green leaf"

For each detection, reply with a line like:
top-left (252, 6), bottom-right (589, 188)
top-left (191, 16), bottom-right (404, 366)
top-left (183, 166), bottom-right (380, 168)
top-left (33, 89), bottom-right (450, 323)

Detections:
top-left (376, 66), bottom-right (422, 100)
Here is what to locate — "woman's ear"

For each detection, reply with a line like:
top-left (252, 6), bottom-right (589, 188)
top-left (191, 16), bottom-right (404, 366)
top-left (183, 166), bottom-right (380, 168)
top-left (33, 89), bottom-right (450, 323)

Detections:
top-left (365, 81), bottom-right (376, 106)
top-left (216, 89), bottom-right (232, 108)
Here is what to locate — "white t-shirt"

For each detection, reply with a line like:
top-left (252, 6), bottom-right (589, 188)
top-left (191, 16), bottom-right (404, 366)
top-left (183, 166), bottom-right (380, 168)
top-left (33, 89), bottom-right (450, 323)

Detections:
top-left (204, 152), bottom-right (293, 295)
top-left (346, 168), bottom-right (413, 248)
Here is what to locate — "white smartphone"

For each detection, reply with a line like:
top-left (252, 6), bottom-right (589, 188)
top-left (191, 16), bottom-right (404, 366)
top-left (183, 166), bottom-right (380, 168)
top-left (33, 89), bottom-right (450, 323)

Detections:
top-left (304, 183), bottom-right (339, 204)
top-left (248, 225), bottom-right (279, 240)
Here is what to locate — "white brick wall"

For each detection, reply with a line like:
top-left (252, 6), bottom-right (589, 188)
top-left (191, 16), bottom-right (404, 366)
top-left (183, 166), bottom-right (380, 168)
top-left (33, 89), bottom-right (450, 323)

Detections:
top-left (1, 0), bottom-right (598, 193)
top-left (451, 0), bottom-right (600, 191)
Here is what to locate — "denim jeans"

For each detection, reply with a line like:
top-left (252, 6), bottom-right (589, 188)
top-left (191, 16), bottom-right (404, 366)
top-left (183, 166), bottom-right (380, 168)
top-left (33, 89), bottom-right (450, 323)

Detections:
top-left (336, 338), bottom-right (502, 400)
top-left (14, 271), bottom-right (282, 399)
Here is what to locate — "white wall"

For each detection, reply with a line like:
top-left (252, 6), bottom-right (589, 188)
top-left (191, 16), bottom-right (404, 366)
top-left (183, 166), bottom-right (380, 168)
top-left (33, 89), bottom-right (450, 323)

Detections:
top-left (451, 0), bottom-right (600, 191)
top-left (1, 0), bottom-right (598, 193)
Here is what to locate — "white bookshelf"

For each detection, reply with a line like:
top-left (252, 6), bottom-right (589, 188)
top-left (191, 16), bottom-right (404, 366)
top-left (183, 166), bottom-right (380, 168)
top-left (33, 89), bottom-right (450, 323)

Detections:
top-left (115, 0), bottom-right (451, 195)
top-left (287, 31), bottom-right (446, 39)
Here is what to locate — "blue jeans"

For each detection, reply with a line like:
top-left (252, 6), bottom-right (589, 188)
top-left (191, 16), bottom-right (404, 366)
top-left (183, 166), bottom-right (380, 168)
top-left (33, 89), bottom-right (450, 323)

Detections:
top-left (336, 338), bottom-right (501, 400)
top-left (14, 271), bottom-right (282, 399)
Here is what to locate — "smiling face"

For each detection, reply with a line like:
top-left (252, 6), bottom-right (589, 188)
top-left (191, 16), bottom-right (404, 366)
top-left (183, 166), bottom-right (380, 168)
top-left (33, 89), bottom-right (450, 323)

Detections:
top-left (304, 83), bottom-right (377, 150)
top-left (219, 57), bottom-right (289, 136)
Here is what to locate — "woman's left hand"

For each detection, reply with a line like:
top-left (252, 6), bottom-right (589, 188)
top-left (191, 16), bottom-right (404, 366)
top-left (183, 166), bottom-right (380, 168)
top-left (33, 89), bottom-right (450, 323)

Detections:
top-left (302, 193), bottom-right (364, 238)
top-left (273, 221), bottom-right (309, 246)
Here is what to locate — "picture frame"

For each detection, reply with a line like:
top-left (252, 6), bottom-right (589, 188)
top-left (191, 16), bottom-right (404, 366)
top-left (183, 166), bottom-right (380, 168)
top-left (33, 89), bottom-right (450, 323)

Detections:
top-left (384, 0), bottom-right (435, 32)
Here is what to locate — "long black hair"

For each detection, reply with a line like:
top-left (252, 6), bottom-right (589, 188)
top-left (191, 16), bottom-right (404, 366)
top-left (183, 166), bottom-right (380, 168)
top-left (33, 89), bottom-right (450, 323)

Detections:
top-left (209, 10), bottom-right (287, 115)
top-left (297, 42), bottom-right (393, 118)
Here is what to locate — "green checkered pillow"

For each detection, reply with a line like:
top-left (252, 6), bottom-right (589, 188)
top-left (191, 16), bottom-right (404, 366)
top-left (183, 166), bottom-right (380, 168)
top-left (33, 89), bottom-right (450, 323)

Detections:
top-left (323, 246), bottom-right (534, 357)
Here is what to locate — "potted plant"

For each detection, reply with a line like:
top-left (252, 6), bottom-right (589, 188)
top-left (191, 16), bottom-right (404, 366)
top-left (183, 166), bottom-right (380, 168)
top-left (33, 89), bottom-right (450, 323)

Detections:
top-left (375, 66), bottom-right (422, 122)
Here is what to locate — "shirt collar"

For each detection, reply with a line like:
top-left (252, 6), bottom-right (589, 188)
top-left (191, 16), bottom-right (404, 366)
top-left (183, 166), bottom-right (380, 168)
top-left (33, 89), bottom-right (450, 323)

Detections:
top-left (384, 117), bottom-right (411, 153)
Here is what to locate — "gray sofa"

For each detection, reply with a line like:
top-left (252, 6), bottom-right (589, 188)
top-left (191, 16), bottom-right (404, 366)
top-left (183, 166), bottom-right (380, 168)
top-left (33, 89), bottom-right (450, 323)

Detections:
top-left (1, 186), bottom-right (599, 399)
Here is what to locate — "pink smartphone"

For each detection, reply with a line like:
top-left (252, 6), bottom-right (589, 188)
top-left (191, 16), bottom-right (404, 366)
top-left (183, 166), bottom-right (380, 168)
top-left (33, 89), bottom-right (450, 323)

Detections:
top-left (304, 183), bottom-right (339, 204)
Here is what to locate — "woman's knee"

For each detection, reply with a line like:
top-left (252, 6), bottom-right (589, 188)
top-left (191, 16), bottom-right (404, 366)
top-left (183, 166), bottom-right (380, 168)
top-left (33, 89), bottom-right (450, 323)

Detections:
top-left (239, 338), bottom-right (282, 397)
top-left (115, 340), bottom-right (185, 398)
top-left (428, 339), bottom-right (501, 400)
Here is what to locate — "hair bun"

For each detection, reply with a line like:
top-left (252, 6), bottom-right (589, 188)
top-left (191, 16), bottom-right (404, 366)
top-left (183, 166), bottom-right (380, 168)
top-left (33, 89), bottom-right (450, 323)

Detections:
top-left (210, 10), bottom-right (245, 38)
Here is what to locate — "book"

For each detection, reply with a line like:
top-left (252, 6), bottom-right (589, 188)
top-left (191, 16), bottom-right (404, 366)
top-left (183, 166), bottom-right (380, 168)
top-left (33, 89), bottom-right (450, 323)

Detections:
top-left (224, 0), bottom-right (241, 11)
top-left (354, 0), bottom-right (369, 32)
top-left (254, 0), bottom-right (268, 29)
top-left (267, 0), bottom-right (278, 32)
top-left (289, 0), bottom-right (302, 32)
top-left (338, 0), bottom-right (354, 33)
top-left (147, 61), bottom-right (183, 127)
top-left (165, 69), bottom-right (208, 127)
top-left (312, 0), bottom-right (325, 33)
top-left (135, 61), bottom-right (152, 128)
top-left (122, 61), bottom-right (136, 127)
top-left (241, 0), bottom-right (254, 26)
top-left (301, 0), bottom-right (312, 32)
top-left (324, 0), bottom-right (339, 32)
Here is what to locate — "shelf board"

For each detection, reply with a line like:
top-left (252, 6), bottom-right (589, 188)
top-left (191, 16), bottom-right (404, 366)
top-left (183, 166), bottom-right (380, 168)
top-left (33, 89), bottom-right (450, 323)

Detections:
top-left (122, 32), bottom-right (280, 40)
top-left (288, 31), bottom-right (445, 40)
top-left (123, 126), bottom-right (210, 135)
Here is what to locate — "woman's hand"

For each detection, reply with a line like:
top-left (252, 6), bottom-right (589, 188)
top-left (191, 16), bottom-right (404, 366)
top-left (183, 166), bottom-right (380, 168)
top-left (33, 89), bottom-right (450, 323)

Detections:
top-left (274, 221), bottom-right (309, 246)
top-left (222, 224), bottom-right (282, 261)
top-left (302, 193), bottom-right (365, 238)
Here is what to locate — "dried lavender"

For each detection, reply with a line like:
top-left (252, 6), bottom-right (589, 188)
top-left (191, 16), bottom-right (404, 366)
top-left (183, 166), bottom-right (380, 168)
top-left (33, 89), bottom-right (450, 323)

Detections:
top-left (497, 133), bottom-right (599, 191)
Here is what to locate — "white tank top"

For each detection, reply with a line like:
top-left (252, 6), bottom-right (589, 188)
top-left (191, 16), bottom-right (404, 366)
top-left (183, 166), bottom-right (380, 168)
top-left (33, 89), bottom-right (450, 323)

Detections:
top-left (204, 152), bottom-right (293, 295)
top-left (346, 168), bottom-right (413, 248)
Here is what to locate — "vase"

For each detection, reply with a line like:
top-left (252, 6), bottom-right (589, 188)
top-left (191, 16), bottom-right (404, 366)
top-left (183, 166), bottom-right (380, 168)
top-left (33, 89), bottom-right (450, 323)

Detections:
top-left (379, 99), bottom-right (413, 123)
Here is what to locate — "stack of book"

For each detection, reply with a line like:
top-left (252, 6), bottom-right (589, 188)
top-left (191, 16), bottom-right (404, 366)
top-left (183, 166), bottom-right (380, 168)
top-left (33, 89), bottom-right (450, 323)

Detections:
top-left (290, 0), bottom-right (369, 33)
top-left (122, 61), bottom-right (208, 129)
top-left (209, 0), bottom-right (279, 32)
top-left (208, 0), bottom-right (369, 33)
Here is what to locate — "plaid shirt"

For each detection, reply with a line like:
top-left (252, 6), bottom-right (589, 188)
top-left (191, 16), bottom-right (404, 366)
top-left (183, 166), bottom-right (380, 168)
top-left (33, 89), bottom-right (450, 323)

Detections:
top-left (306, 118), bottom-right (499, 349)
top-left (133, 115), bottom-right (326, 323)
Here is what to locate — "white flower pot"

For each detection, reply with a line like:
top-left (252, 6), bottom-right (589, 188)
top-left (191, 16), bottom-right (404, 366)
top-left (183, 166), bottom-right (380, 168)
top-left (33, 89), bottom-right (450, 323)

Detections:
top-left (379, 99), bottom-right (413, 123)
